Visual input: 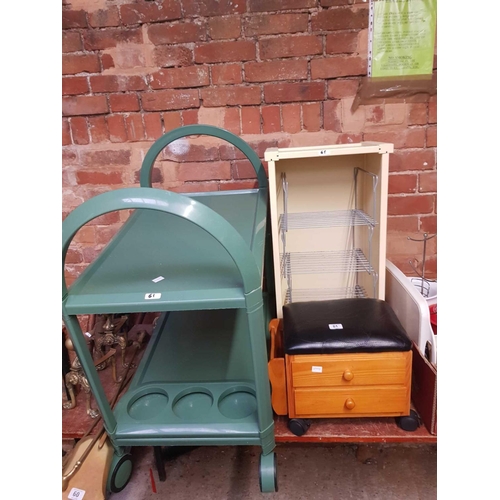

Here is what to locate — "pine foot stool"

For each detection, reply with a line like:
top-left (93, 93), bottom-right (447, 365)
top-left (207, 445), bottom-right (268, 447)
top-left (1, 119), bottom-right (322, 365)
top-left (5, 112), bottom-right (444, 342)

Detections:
top-left (268, 299), bottom-right (418, 436)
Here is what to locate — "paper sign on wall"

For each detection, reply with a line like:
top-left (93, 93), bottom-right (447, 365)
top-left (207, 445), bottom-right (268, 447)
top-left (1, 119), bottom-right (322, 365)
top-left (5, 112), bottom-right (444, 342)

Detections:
top-left (369, 0), bottom-right (437, 77)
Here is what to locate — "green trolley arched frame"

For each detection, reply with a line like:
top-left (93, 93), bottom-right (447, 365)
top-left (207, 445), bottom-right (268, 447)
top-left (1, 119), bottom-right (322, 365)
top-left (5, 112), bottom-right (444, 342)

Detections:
top-left (62, 125), bottom-right (278, 493)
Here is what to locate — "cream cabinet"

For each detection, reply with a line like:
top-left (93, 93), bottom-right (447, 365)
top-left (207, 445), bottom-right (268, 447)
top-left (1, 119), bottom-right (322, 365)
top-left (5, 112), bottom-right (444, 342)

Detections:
top-left (265, 142), bottom-right (393, 318)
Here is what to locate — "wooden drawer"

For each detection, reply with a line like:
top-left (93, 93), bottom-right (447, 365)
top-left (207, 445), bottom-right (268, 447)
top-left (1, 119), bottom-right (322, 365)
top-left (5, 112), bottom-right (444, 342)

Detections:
top-left (293, 385), bottom-right (410, 418)
top-left (289, 351), bottom-right (411, 388)
top-left (268, 319), bottom-right (412, 420)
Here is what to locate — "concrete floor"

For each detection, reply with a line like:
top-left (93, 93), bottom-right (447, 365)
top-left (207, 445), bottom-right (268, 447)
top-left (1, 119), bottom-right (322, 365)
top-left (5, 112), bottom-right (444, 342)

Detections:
top-left (102, 442), bottom-right (437, 499)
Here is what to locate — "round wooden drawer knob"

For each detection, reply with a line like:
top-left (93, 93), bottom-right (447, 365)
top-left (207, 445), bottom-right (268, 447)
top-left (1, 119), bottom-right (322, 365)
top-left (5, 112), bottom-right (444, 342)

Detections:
top-left (343, 370), bottom-right (354, 381)
top-left (345, 398), bottom-right (355, 410)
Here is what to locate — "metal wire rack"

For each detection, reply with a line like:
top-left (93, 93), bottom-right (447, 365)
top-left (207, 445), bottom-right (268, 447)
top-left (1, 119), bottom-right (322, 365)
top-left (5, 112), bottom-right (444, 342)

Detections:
top-left (281, 249), bottom-right (375, 275)
top-left (278, 210), bottom-right (375, 232)
top-left (285, 285), bottom-right (367, 304)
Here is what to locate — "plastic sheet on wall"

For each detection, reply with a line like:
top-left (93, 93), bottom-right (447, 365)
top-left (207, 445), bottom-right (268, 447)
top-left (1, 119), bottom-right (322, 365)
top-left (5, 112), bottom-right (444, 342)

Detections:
top-left (351, 73), bottom-right (436, 112)
top-left (353, 0), bottom-right (437, 112)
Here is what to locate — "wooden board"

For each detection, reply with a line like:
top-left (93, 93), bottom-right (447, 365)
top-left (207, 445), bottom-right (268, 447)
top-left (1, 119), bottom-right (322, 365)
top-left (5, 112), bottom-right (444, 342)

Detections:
top-left (273, 415), bottom-right (437, 444)
top-left (268, 358), bottom-right (287, 415)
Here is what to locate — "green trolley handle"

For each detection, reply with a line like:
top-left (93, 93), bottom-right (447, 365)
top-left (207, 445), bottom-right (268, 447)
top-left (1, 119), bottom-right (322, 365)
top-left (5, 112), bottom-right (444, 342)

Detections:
top-left (139, 124), bottom-right (268, 190)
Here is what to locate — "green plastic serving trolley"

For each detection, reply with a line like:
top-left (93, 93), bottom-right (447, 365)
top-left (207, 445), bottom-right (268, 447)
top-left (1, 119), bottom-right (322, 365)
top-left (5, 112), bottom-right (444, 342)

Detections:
top-left (62, 125), bottom-right (278, 494)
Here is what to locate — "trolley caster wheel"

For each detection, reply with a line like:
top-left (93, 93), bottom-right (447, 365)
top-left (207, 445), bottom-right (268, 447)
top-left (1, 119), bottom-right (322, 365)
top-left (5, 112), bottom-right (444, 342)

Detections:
top-left (288, 418), bottom-right (311, 437)
top-left (107, 452), bottom-right (133, 494)
top-left (397, 409), bottom-right (420, 432)
top-left (259, 452), bottom-right (278, 493)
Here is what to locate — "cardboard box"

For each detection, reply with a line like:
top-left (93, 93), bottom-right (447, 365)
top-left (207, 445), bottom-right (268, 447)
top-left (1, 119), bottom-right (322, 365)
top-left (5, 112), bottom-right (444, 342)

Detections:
top-left (385, 261), bottom-right (437, 435)
top-left (411, 342), bottom-right (437, 435)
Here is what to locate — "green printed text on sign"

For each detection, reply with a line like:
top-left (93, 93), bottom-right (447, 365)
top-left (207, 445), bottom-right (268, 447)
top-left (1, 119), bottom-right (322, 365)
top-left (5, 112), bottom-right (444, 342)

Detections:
top-left (371, 0), bottom-right (437, 77)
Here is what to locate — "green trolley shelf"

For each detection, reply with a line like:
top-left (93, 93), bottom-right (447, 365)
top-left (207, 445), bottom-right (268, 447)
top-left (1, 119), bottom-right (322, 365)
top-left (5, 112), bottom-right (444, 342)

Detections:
top-left (62, 125), bottom-right (278, 494)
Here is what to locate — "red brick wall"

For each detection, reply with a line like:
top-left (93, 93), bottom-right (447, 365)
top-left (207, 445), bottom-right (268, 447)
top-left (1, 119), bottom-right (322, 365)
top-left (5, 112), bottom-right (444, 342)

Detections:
top-left (62, 0), bottom-right (437, 284)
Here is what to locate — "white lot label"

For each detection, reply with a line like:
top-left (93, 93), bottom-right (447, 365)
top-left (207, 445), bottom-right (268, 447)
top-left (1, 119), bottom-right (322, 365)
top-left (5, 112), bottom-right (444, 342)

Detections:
top-left (68, 488), bottom-right (86, 499)
top-left (145, 293), bottom-right (162, 300)
top-left (312, 366), bottom-right (323, 373)
top-left (152, 276), bottom-right (165, 283)
top-left (329, 324), bottom-right (343, 330)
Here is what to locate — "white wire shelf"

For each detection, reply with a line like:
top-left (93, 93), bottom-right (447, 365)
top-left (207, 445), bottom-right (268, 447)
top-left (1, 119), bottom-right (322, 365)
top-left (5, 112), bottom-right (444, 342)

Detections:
top-left (281, 249), bottom-right (375, 276)
top-left (285, 285), bottom-right (367, 303)
top-left (279, 209), bottom-right (375, 232)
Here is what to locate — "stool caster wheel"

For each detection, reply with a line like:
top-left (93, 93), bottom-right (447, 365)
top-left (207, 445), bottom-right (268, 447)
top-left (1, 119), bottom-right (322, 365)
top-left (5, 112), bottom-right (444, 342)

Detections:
top-left (259, 452), bottom-right (278, 492)
top-left (107, 451), bottom-right (133, 494)
top-left (397, 409), bottom-right (420, 432)
top-left (288, 418), bottom-right (311, 437)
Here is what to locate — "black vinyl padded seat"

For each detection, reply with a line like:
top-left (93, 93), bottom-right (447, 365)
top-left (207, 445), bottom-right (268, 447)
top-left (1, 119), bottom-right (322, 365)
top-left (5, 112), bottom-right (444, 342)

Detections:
top-left (283, 298), bottom-right (412, 355)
